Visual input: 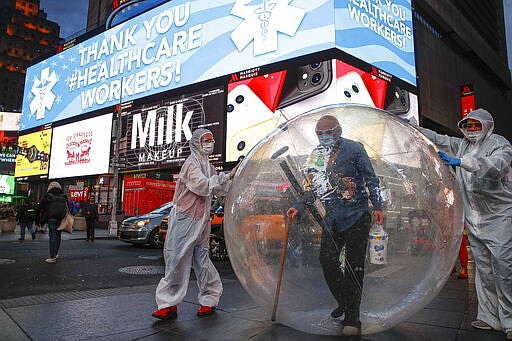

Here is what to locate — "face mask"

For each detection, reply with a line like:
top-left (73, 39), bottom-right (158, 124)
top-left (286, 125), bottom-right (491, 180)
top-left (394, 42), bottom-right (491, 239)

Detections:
top-left (202, 142), bottom-right (214, 155)
top-left (318, 134), bottom-right (335, 148)
top-left (464, 130), bottom-right (481, 143)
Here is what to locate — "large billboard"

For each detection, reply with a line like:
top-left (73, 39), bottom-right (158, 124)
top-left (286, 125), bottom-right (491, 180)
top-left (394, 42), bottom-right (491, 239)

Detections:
top-left (49, 113), bottom-right (114, 179)
top-left (21, 0), bottom-right (416, 131)
top-left (119, 86), bottom-right (225, 170)
top-left (225, 58), bottom-right (419, 162)
top-left (14, 129), bottom-right (52, 178)
top-left (335, 0), bottom-right (415, 85)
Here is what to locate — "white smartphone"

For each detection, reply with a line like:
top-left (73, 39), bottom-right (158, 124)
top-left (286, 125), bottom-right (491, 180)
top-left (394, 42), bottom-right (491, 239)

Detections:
top-left (226, 84), bottom-right (277, 161)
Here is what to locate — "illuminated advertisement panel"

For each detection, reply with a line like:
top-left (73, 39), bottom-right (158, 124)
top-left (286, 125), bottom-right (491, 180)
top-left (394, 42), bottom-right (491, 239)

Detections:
top-left (225, 58), bottom-right (418, 162)
top-left (335, 0), bottom-right (416, 86)
top-left (21, 0), bottom-right (335, 130)
top-left (49, 113), bottom-right (114, 179)
top-left (15, 129), bottom-right (52, 178)
top-left (0, 174), bottom-right (15, 195)
top-left (0, 131), bottom-right (17, 171)
top-left (119, 87), bottom-right (224, 170)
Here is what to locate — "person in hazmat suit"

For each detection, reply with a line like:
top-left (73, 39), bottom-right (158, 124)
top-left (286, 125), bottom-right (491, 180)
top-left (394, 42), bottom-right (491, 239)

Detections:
top-left (420, 108), bottom-right (512, 340)
top-left (152, 128), bottom-right (238, 320)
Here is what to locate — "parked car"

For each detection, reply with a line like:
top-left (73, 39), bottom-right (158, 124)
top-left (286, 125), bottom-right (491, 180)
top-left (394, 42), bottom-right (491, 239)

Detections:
top-left (158, 206), bottom-right (228, 260)
top-left (118, 202), bottom-right (173, 248)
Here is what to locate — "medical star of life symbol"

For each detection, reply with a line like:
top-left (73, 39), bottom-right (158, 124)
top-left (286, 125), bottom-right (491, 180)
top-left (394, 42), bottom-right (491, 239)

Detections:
top-left (29, 67), bottom-right (57, 120)
top-left (230, 0), bottom-right (306, 56)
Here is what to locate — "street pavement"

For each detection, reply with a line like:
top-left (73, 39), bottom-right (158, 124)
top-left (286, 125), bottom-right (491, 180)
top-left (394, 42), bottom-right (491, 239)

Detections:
top-left (0, 227), bottom-right (508, 340)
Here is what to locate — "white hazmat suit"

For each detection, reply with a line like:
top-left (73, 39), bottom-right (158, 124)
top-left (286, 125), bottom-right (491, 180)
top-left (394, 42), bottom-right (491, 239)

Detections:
top-left (421, 108), bottom-right (512, 333)
top-left (155, 128), bottom-right (231, 309)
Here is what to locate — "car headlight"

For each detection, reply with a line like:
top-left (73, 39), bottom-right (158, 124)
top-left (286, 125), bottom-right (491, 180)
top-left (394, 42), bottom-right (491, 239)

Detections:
top-left (135, 219), bottom-right (150, 227)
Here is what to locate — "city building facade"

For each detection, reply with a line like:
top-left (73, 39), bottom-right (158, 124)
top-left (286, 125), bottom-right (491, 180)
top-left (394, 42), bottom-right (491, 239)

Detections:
top-left (0, 0), bottom-right (61, 111)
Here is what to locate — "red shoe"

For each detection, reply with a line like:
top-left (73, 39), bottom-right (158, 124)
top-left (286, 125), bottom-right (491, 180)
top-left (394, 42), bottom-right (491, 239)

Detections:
top-left (197, 305), bottom-right (216, 316)
top-left (452, 266), bottom-right (457, 274)
top-left (152, 306), bottom-right (177, 320)
top-left (458, 267), bottom-right (468, 279)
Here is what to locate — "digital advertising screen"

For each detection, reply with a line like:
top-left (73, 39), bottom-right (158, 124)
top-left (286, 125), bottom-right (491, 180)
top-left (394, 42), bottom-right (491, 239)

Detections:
top-left (15, 129), bottom-right (52, 178)
top-left (334, 0), bottom-right (416, 86)
top-left (0, 174), bottom-right (15, 195)
top-left (49, 113), bottom-right (114, 179)
top-left (0, 131), bottom-right (18, 171)
top-left (225, 58), bottom-right (419, 162)
top-left (119, 86), bottom-right (225, 170)
top-left (21, 0), bottom-right (337, 130)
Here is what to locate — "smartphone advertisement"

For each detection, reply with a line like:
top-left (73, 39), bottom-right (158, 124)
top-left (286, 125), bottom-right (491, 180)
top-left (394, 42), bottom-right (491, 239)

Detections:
top-left (14, 129), bottom-right (52, 178)
top-left (225, 58), bottom-right (419, 162)
top-left (49, 113), bottom-right (114, 179)
top-left (0, 131), bottom-right (18, 171)
top-left (119, 87), bottom-right (225, 170)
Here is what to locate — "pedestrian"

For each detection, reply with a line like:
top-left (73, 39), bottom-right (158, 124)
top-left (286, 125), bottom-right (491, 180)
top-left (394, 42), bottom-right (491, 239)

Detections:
top-left (35, 181), bottom-right (69, 263)
top-left (81, 195), bottom-right (98, 242)
top-left (16, 199), bottom-right (36, 241)
top-left (420, 108), bottom-right (512, 340)
top-left (286, 115), bottom-right (384, 336)
top-left (152, 128), bottom-right (238, 320)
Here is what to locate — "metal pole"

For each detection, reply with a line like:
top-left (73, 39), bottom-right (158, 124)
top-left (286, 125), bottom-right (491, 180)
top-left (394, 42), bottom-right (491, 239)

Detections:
top-left (108, 80), bottom-right (123, 237)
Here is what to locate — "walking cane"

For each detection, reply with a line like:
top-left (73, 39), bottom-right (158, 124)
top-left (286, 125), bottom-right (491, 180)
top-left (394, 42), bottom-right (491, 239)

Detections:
top-left (271, 215), bottom-right (292, 321)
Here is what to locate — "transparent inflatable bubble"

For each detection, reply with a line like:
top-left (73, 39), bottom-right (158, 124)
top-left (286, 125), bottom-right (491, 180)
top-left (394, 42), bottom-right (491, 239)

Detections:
top-left (224, 105), bottom-right (463, 335)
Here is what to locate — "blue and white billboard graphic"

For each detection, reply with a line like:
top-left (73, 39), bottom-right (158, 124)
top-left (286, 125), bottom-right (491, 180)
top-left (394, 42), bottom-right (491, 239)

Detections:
top-left (335, 0), bottom-right (416, 86)
top-left (21, 0), bottom-right (335, 130)
top-left (21, 0), bottom-right (416, 130)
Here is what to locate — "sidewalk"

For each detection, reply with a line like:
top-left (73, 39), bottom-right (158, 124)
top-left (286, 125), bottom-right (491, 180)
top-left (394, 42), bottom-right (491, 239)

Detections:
top-left (0, 226), bottom-right (116, 242)
top-left (0, 232), bottom-right (508, 340)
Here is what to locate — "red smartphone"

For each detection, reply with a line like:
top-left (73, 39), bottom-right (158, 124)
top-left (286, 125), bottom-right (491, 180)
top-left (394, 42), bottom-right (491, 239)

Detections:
top-left (228, 70), bottom-right (287, 112)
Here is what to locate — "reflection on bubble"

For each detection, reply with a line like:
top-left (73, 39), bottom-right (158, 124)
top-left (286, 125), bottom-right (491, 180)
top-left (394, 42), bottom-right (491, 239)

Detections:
top-left (224, 105), bottom-right (463, 335)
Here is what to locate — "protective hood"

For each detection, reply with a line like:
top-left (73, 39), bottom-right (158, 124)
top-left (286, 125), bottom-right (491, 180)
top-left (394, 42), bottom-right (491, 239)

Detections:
top-left (189, 128), bottom-right (213, 159)
top-left (457, 108), bottom-right (494, 143)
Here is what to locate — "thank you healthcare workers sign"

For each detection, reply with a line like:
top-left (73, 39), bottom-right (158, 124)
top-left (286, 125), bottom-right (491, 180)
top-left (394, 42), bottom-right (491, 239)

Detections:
top-left (21, 0), bottom-right (415, 130)
top-left (335, 0), bottom-right (415, 85)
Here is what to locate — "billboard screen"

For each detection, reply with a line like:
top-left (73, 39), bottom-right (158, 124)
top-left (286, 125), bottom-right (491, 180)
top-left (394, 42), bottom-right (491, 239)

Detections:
top-left (0, 131), bottom-right (18, 171)
top-left (49, 113), bottom-right (114, 179)
top-left (119, 86), bottom-right (225, 170)
top-left (0, 174), bottom-right (15, 195)
top-left (225, 58), bottom-right (419, 162)
top-left (335, 0), bottom-right (416, 86)
top-left (21, 0), bottom-right (336, 130)
top-left (15, 129), bottom-right (52, 178)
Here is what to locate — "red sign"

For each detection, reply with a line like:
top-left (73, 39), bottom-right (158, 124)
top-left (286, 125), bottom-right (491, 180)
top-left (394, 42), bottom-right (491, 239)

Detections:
top-left (460, 84), bottom-right (474, 117)
top-left (69, 186), bottom-right (90, 201)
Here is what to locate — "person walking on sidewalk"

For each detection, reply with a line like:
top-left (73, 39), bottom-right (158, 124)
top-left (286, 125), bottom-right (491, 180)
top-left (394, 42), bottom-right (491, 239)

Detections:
top-left (81, 195), bottom-right (98, 242)
top-left (420, 108), bottom-right (512, 340)
top-left (152, 128), bottom-right (238, 320)
top-left (35, 182), bottom-right (69, 263)
top-left (16, 199), bottom-right (36, 241)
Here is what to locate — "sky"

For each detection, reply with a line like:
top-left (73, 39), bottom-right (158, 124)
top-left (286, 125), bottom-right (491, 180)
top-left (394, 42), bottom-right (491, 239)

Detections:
top-left (39, 0), bottom-right (89, 39)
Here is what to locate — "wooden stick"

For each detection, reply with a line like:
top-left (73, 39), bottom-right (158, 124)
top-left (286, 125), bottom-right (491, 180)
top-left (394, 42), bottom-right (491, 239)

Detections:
top-left (271, 216), bottom-right (292, 321)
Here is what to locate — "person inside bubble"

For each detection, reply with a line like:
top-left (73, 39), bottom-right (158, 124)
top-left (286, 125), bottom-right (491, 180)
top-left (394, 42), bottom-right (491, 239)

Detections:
top-left (419, 108), bottom-right (512, 340)
top-left (152, 128), bottom-right (238, 320)
top-left (286, 115), bottom-right (384, 336)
